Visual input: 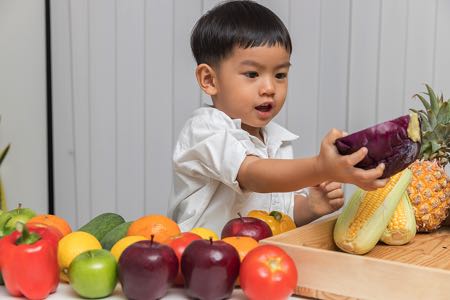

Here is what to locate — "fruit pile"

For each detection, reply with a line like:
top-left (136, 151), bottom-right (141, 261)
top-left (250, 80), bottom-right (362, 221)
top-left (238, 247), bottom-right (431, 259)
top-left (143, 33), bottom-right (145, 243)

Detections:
top-left (333, 84), bottom-right (449, 255)
top-left (0, 207), bottom-right (299, 300)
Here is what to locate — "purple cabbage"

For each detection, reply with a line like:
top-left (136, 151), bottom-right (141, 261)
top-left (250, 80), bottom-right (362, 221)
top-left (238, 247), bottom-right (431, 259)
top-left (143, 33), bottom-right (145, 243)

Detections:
top-left (335, 114), bottom-right (421, 179)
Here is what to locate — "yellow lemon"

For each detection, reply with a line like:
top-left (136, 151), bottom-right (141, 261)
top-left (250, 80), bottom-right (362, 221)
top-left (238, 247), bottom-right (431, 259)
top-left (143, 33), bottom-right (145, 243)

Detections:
top-left (57, 231), bottom-right (102, 282)
top-left (111, 235), bottom-right (147, 261)
top-left (190, 227), bottom-right (219, 240)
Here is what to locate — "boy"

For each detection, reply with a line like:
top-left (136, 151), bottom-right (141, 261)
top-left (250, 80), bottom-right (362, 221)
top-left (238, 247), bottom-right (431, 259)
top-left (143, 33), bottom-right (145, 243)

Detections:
top-left (168, 0), bottom-right (387, 234)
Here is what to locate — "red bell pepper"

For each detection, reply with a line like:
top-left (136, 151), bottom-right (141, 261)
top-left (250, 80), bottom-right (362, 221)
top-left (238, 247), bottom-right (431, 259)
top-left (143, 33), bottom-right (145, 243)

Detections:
top-left (0, 222), bottom-right (61, 300)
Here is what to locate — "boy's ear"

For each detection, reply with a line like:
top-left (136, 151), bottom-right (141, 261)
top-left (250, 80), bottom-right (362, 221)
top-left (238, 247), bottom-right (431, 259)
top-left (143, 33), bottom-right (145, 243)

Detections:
top-left (195, 63), bottom-right (218, 96)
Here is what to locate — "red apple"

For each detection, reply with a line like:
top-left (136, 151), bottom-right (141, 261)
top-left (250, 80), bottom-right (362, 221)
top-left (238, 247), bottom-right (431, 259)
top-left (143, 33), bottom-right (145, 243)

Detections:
top-left (221, 214), bottom-right (273, 241)
top-left (163, 231), bottom-right (202, 285)
top-left (181, 239), bottom-right (240, 300)
top-left (118, 238), bottom-right (178, 300)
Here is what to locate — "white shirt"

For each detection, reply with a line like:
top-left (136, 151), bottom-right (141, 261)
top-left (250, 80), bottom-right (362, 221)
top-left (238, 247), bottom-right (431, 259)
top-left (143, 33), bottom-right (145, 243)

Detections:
top-left (168, 106), bottom-right (307, 234)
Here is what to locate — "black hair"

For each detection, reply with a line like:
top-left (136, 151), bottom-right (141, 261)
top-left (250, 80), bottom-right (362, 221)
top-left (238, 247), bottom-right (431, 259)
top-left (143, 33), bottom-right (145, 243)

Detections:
top-left (190, 0), bottom-right (292, 66)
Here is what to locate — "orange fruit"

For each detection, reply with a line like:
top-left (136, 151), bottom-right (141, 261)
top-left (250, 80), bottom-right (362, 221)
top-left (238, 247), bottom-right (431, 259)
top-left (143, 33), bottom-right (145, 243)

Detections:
top-left (28, 214), bottom-right (72, 236)
top-left (222, 236), bottom-right (259, 286)
top-left (222, 236), bottom-right (259, 261)
top-left (127, 214), bottom-right (180, 243)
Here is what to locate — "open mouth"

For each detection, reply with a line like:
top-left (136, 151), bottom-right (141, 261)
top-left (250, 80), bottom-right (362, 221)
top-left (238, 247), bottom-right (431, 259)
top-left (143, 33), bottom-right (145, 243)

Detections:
top-left (255, 103), bottom-right (273, 112)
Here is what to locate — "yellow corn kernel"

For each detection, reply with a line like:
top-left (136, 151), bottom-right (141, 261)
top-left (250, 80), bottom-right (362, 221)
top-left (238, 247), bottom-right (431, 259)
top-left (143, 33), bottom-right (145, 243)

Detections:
top-left (347, 172), bottom-right (402, 239)
top-left (387, 199), bottom-right (406, 230)
top-left (381, 192), bottom-right (416, 245)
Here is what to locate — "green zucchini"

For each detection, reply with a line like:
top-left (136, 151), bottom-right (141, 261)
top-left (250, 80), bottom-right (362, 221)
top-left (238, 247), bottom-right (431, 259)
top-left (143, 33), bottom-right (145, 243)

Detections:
top-left (79, 212), bottom-right (125, 241)
top-left (100, 221), bottom-right (132, 250)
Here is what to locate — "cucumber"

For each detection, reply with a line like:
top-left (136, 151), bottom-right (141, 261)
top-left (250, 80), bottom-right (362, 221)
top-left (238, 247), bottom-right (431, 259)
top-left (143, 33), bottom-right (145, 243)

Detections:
top-left (100, 221), bottom-right (132, 250)
top-left (79, 212), bottom-right (125, 241)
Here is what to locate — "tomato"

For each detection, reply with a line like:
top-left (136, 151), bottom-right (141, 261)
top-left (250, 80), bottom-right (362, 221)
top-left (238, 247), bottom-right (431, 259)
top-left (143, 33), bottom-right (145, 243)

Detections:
top-left (239, 245), bottom-right (297, 300)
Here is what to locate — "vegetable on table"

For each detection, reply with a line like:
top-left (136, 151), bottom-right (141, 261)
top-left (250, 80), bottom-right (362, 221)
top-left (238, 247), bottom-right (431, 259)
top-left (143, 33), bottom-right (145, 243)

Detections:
top-left (247, 210), bottom-right (296, 235)
top-left (78, 212), bottom-right (125, 241)
top-left (0, 223), bottom-right (61, 300)
top-left (100, 221), bottom-right (132, 250)
top-left (239, 244), bottom-right (297, 300)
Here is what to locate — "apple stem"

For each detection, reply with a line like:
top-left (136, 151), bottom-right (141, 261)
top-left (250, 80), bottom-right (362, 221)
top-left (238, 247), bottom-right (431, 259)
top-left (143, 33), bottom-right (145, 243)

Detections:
top-left (18, 202), bottom-right (22, 210)
top-left (238, 212), bottom-right (242, 219)
top-left (150, 234), bottom-right (154, 244)
top-left (209, 237), bottom-right (213, 245)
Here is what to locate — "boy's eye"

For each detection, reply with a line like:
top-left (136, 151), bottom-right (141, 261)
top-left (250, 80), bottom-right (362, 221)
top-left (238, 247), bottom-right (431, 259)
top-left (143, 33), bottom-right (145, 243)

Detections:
top-left (244, 71), bottom-right (258, 78)
top-left (275, 73), bottom-right (287, 79)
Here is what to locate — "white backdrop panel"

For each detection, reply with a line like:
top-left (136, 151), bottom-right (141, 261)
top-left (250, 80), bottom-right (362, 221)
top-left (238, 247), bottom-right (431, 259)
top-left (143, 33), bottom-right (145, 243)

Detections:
top-left (50, 0), bottom-right (450, 227)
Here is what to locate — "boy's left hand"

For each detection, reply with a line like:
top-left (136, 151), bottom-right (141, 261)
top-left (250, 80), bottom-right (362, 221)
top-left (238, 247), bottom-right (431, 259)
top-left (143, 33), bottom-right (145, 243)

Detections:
top-left (308, 181), bottom-right (344, 217)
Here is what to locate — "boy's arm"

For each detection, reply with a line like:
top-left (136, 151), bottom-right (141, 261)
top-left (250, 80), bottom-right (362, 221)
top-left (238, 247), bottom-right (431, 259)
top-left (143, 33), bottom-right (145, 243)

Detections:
top-left (237, 155), bottom-right (326, 193)
top-left (292, 193), bottom-right (319, 227)
top-left (237, 129), bottom-right (388, 193)
top-left (292, 182), bottom-right (345, 226)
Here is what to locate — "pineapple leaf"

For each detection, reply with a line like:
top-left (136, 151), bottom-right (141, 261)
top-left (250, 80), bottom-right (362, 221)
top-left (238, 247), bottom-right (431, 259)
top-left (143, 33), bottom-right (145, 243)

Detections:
top-left (431, 141), bottom-right (441, 153)
top-left (420, 142), bottom-right (432, 157)
top-left (427, 108), bottom-right (437, 129)
top-left (425, 84), bottom-right (439, 113)
top-left (0, 144), bottom-right (11, 167)
top-left (417, 111), bottom-right (432, 132)
top-left (435, 124), bottom-right (450, 140)
top-left (422, 131), bottom-right (438, 146)
top-left (436, 101), bottom-right (450, 124)
top-left (414, 93), bottom-right (431, 111)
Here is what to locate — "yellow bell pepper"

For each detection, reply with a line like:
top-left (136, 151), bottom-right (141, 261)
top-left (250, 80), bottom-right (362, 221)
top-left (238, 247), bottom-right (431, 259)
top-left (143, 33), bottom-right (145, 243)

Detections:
top-left (247, 210), bottom-right (296, 235)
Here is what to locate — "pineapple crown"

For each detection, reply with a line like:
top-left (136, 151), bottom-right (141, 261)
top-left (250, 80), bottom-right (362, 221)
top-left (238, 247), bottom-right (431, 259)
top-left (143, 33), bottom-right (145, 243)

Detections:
top-left (410, 84), bottom-right (450, 167)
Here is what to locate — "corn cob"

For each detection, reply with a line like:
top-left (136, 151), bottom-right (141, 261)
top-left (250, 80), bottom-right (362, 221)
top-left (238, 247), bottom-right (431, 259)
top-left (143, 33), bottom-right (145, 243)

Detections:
top-left (380, 192), bottom-right (416, 245)
top-left (333, 169), bottom-right (412, 254)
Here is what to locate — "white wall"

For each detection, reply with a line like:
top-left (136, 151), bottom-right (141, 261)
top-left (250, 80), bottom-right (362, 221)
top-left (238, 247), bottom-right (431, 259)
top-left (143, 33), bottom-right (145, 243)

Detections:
top-left (22, 0), bottom-right (450, 228)
top-left (0, 0), bottom-right (48, 213)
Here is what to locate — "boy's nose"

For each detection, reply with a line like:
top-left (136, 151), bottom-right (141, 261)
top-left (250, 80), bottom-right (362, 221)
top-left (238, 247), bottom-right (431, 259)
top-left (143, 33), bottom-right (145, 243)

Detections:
top-left (259, 77), bottom-right (275, 96)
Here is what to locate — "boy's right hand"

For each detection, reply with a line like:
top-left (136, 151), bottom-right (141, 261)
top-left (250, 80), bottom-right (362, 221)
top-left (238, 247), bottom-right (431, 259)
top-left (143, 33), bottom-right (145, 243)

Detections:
top-left (317, 129), bottom-right (389, 191)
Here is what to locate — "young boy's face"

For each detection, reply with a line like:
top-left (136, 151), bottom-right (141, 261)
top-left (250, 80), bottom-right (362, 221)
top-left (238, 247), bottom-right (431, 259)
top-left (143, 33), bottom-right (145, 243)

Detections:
top-left (212, 45), bottom-right (291, 137)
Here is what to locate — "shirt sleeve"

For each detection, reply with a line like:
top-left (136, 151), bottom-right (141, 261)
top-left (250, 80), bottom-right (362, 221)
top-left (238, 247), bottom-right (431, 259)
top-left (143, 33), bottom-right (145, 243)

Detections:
top-left (294, 187), bottom-right (309, 198)
top-left (173, 118), bottom-right (259, 194)
top-left (285, 188), bottom-right (309, 221)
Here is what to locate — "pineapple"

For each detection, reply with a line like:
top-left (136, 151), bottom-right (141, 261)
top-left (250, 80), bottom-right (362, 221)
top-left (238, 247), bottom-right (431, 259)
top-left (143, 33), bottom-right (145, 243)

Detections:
top-left (408, 84), bottom-right (450, 232)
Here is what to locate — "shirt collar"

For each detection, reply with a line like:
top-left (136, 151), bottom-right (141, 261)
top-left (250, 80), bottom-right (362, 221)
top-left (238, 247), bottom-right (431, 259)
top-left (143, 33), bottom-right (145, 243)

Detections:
top-left (231, 117), bottom-right (299, 143)
top-left (262, 121), bottom-right (299, 143)
top-left (203, 106), bottom-right (299, 143)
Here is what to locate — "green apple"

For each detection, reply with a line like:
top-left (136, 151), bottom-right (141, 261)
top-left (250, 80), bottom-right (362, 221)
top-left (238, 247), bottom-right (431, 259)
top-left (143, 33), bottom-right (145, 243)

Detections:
top-left (69, 249), bottom-right (118, 298)
top-left (0, 204), bottom-right (36, 237)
